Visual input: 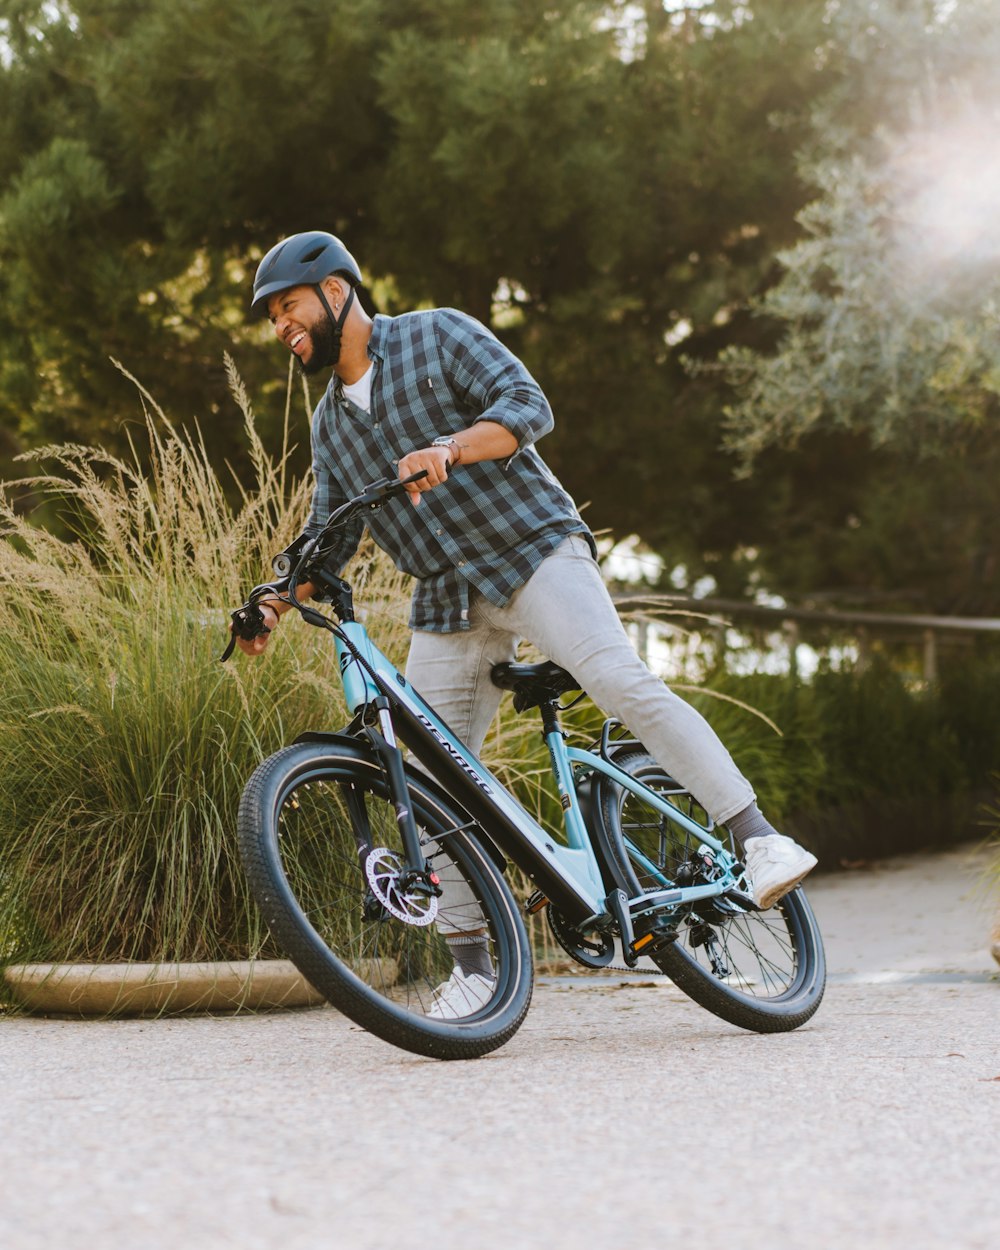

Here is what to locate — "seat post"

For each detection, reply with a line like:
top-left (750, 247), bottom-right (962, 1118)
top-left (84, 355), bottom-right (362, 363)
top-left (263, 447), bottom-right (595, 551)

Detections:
top-left (539, 700), bottom-right (563, 738)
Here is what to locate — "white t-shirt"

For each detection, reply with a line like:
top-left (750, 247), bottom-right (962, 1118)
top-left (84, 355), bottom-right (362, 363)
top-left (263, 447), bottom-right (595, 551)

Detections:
top-left (341, 366), bottom-right (373, 413)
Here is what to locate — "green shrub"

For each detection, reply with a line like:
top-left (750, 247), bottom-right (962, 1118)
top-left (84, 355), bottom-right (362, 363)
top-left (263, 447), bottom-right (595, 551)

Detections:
top-left (684, 656), bottom-right (1000, 863)
top-left (0, 368), bottom-right (415, 966)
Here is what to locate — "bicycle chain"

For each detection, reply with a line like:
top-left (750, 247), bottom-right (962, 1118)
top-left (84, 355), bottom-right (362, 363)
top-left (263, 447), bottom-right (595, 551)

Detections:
top-left (542, 900), bottom-right (681, 977)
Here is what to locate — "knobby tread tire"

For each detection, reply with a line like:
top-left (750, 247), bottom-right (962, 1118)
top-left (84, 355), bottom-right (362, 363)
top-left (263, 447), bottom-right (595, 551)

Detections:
top-left (238, 741), bottom-right (533, 1060)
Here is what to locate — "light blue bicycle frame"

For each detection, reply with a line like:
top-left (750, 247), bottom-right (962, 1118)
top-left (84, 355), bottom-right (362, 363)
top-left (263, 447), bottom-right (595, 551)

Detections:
top-left (335, 619), bottom-right (744, 935)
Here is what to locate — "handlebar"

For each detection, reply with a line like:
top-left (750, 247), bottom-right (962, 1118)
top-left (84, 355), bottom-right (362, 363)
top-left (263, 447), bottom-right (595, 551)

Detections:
top-left (220, 471), bottom-right (428, 661)
top-left (275, 470), bottom-right (428, 581)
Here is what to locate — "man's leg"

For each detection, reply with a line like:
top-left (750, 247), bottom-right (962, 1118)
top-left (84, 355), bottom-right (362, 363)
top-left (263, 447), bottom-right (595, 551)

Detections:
top-left (404, 609), bottom-right (518, 761)
top-left (483, 537), bottom-right (816, 907)
top-left (404, 608), bottom-right (519, 1003)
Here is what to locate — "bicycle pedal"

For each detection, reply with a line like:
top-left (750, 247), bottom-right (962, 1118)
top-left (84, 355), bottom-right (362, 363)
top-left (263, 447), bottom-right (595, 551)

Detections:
top-left (721, 887), bottom-right (759, 913)
top-left (630, 923), bottom-right (678, 958)
top-left (525, 889), bottom-right (550, 915)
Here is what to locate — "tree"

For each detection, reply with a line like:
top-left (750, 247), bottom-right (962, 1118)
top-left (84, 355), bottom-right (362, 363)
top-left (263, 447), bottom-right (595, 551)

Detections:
top-left (702, 0), bottom-right (1000, 613)
top-left (369, 0), bottom-right (830, 572)
top-left (719, 0), bottom-right (1000, 464)
top-left (0, 2), bottom-right (827, 479)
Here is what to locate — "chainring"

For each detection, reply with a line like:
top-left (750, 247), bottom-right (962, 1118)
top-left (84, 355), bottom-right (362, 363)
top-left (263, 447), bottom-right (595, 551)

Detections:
top-left (364, 847), bottom-right (439, 926)
top-left (546, 906), bottom-right (616, 969)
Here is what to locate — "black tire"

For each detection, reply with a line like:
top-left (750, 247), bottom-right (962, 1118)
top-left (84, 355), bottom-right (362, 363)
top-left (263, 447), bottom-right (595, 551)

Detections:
top-left (238, 740), bottom-right (533, 1059)
top-left (599, 752), bottom-right (825, 1033)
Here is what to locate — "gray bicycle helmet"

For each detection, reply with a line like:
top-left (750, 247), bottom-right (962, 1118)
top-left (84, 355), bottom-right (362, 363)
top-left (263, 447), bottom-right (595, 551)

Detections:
top-left (250, 231), bottom-right (362, 319)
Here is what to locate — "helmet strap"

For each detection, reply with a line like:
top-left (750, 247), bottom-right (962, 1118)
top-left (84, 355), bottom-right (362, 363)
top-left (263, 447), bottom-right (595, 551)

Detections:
top-left (315, 282), bottom-right (356, 366)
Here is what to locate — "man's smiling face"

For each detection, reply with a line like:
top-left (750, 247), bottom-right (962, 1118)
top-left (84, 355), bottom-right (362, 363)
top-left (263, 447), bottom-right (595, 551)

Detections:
top-left (267, 284), bottom-right (336, 375)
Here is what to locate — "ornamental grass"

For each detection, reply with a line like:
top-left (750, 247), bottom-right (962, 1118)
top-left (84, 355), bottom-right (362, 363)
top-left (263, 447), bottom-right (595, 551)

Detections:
top-left (0, 361), bottom-right (417, 968)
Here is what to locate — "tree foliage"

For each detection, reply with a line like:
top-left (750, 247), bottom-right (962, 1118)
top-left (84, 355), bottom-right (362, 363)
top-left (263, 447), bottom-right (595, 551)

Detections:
top-left (704, 0), bottom-right (1000, 613)
top-left (721, 1), bottom-right (1000, 461)
top-left (0, 2), bottom-right (826, 472)
top-left (1, 0), bottom-right (997, 613)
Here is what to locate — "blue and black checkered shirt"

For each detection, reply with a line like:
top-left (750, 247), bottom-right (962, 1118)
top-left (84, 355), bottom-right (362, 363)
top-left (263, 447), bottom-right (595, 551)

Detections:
top-left (303, 308), bottom-right (593, 632)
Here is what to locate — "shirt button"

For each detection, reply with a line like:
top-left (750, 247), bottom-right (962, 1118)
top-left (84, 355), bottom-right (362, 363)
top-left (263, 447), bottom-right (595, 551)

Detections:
top-left (458, 560), bottom-right (465, 567)
top-left (435, 528), bottom-right (443, 535)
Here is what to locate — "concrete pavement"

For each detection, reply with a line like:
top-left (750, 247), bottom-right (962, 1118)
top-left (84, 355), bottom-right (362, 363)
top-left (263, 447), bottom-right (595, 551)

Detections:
top-left (2, 842), bottom-right (997, 1250)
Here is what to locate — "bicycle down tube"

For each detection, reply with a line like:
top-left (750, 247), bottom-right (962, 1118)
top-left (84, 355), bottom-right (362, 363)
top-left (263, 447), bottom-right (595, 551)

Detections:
top-left (335, 620), bottom-right (609, 925)
top-left (336, 621), bottom-right (738, 929)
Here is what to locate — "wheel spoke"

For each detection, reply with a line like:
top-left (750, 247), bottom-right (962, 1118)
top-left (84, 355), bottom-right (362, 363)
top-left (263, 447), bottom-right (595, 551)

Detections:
top-left (602, 751), bottom-right (824, 1029)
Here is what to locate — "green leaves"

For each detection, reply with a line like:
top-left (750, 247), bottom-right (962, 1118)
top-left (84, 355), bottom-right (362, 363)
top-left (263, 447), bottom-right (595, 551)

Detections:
top-left (4, 0), bottom-right (996, 614)
top-left (721, 1), bottom-right (1000, 464)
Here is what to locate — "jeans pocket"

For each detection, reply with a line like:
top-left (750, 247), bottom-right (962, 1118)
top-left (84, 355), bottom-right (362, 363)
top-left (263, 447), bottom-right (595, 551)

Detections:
top-left (559, 533), bottom-right (597, 563)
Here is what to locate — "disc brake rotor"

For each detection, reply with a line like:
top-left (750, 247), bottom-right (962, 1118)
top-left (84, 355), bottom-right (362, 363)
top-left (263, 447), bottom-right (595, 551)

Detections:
top-left (364, 847), bottom-right (439, 926)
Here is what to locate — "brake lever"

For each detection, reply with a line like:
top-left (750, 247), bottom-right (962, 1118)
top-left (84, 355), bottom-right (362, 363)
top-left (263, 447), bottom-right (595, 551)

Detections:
top-left (220, 602), bottom-right (270, 662)
top-left (357, 470), bottom-right (428, 508)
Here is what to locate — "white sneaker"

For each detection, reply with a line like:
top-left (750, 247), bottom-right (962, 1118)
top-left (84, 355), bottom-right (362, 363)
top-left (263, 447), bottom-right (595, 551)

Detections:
top-left (744, 834), bottom-right (818, 910)
top-left (426, 968), bottom-right (496, 1020)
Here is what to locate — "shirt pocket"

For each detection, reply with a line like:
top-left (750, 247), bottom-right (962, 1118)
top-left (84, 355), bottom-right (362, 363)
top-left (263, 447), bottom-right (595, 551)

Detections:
top-left (385, 370), bottom-right (462, 452)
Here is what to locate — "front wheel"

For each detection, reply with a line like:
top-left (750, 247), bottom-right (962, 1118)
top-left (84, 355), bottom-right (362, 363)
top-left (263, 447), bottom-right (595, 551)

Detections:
top-left (600, 752), bottom-right (825, 1033)
top-left (238, 740), bottom-right (533, 1059)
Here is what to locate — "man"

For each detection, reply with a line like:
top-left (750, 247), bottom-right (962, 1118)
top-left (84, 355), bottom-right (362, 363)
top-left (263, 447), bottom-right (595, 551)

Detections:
top-left (237, 230), bottom-right (817, 1015)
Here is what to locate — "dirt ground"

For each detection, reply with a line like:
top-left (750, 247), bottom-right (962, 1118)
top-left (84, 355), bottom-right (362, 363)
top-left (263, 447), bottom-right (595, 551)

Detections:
top-left (2, 841), bottom-right (997, 1250)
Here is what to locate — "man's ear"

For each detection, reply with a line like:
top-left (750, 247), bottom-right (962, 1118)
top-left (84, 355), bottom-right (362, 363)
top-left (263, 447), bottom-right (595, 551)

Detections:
top-left (320, 275), bottom-right (349, 306)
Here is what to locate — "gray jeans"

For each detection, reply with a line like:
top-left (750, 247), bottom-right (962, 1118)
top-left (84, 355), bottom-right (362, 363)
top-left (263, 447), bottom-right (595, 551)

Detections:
top-left (406, 535), bottom-right (755, 826)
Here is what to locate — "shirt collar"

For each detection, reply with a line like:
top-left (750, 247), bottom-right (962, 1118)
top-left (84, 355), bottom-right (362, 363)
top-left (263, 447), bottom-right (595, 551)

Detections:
top-left (330, 314), bottom-right (388, 402)
top-left (366, 314), bottom-right (389, 363)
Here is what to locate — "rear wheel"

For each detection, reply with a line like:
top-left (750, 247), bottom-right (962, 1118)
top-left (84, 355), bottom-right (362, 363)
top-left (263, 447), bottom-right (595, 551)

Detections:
top-left (600, 752), bottom-right (825, 1032)
top-left (238, 740), bottom-right (532, 1059)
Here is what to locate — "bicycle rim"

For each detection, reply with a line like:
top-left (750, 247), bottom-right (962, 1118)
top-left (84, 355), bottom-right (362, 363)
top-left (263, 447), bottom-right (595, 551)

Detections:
top-left (238, 741), bottom-right (532, 1059)
top-left (601, 752), bottom-right (825, 1032)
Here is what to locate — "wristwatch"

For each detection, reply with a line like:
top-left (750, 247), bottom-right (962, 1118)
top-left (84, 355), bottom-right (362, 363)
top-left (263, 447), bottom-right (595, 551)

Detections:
top-left (431, 435), bottom-right (462, 465)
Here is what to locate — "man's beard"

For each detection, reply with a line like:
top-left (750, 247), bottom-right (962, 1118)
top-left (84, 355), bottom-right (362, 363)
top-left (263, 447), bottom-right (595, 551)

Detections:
top-left (297, 317), bottom-right (338, 375)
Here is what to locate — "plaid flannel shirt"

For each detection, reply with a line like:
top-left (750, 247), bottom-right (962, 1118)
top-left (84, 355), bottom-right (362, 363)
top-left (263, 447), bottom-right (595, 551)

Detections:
top-left (303, 307), bottom-right (593, 632)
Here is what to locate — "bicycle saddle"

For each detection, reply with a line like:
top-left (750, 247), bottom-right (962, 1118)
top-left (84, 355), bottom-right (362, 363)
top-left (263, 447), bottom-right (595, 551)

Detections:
top-left (490, 660), bottom-right (581, 712)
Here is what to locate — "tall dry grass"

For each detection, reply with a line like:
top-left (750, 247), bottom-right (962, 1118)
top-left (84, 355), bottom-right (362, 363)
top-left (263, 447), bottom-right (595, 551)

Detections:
top-left (0, 361), bottom-right (416, 965)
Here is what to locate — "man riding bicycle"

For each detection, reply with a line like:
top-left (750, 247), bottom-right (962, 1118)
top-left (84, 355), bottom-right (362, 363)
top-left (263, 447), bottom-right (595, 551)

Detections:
top-left (235, 230), bottom-right (817, 1016)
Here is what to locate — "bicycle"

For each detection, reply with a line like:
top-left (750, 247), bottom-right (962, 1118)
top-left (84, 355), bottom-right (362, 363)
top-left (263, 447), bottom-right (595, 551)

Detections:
top-left (225, 473), bottom-right (825, 1060)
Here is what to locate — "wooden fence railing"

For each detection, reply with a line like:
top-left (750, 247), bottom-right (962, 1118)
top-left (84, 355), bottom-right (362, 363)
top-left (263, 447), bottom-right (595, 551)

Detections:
top-left (610, 592), bottom-right (1000, 681)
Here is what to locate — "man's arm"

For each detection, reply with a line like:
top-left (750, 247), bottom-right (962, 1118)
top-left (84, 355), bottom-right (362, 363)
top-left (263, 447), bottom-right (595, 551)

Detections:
top-left (396, 309), bottom-right (547, 505)
top-left (396, 420), bottom-right (518, 506)
top-left (432, 308), bottom-right (554, 452)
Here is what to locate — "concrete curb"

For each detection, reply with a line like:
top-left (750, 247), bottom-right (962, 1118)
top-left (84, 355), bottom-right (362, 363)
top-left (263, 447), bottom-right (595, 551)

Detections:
top-left (1, 960), bottom-right (330, 1017)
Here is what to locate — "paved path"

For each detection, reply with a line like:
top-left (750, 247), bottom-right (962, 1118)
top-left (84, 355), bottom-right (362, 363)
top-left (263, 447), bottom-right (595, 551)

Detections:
top-left (2, 843), bottom-right (997, 1250)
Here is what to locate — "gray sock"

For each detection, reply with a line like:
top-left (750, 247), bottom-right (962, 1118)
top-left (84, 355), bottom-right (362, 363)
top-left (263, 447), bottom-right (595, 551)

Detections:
top-left (445, 934), bottom-right (494, 979)
top-left (728, 802), bottom-right (781, 850)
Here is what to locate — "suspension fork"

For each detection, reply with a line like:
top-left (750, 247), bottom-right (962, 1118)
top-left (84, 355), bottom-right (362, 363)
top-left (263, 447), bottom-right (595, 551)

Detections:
top-left (362, 697), bottom-right (439, 895)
